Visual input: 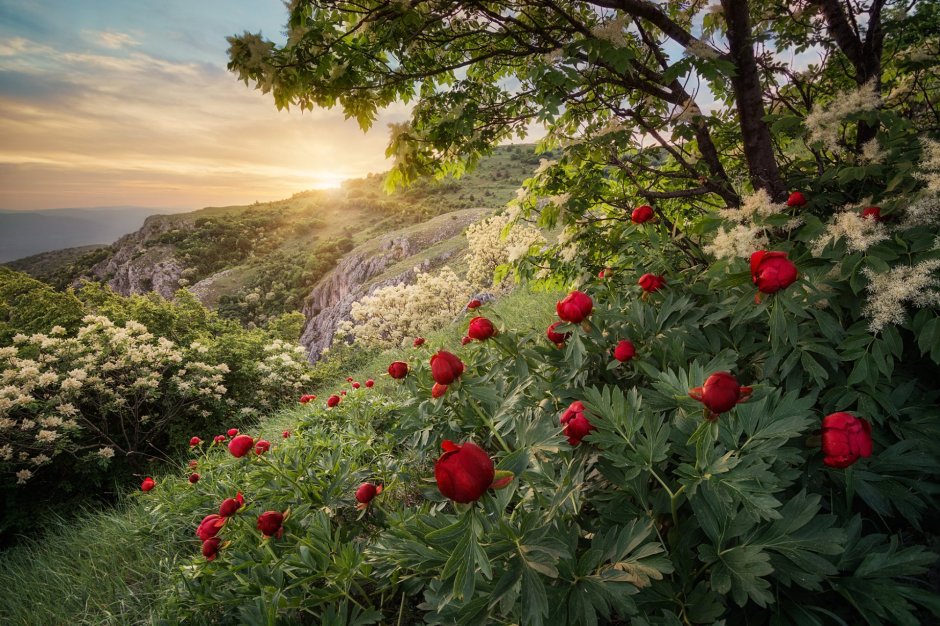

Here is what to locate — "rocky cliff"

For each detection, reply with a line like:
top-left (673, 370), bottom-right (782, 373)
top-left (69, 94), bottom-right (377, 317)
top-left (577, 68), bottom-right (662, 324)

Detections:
top-left (300, 208), bottom-right (488, 362)
top-left (87, 214), bottom-right (187, 298)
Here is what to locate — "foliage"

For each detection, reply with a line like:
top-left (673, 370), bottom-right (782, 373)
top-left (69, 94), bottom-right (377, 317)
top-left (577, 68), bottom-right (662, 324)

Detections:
top-left (0, 268), bottom-right (85, 344)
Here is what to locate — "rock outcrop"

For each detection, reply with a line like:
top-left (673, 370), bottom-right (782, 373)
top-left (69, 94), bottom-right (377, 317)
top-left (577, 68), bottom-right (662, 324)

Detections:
top-left (300, 208), bottom-right (488, 362)
top-left (87, 214), bottom-right (186, 298)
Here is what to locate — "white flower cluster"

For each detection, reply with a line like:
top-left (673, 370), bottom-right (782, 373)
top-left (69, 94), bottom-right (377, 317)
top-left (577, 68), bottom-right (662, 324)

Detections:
top-left (863, 259), bottom-right (940, 332)
top-left (705, 190), bottom-right (790, 260)
top-left (465, 214), bottom-right (546, 288)
top-left (340, 267), bottom-right (473, 349)
top-left (805, 81), bottom-right (881, 152)
top-left (252, 339), bottom-right (310, 408)
top-left (915, 138), bottom-right (940, 195)
top-left (811, 209), bottom-right (888, 256)
top-left (590, 15), bottom-right (627, 47)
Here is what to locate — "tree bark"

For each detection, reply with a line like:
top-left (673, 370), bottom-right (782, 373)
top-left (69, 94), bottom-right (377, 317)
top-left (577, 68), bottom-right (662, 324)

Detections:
top-left (720, 0), bottom-right (786, 200)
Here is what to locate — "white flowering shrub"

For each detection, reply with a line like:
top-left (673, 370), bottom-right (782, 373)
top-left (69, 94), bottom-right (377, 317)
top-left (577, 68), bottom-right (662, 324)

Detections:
top-left (465, 213), bottom-right (545, 288)
top-left (0, 315), bottom-right (310, 501)
top-left (338, 267), bottom-right (473, 349)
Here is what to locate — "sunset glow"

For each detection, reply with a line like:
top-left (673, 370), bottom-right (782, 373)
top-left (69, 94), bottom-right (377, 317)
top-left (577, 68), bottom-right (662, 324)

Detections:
top-left (0, 0), bottom-right (406, 210)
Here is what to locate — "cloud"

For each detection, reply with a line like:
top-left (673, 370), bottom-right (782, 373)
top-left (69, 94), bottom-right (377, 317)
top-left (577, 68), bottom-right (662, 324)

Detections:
top-left (0, 35), bottom-right (406, 210)
top-left (88, 30), bottom-right (140, 50)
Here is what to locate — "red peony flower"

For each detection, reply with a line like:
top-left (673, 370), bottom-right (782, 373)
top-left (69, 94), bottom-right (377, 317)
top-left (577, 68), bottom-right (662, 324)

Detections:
top-left (218, 493), bottom-right (245, 518)
top-left (352, 381), bottom-right (361, 389)
top-left (299, 394), bottom-right (316, 404)
top-left (787, 191), bottom-right (807, 207)
top-left (750, 250), bottom-right (798, 294)
top-left (257, 511), bottom-right (285, 539)
top-left (228, 434), bottom-right (254, 458)
top-left (140, 477), bottom-right (155, 492)
top-left (432, 382), bottom-right (448, 398)
top-left (388, 361), bottom-right (408, 379)
top-left (546, 321), bottom-right (570, 347)
top-left (821, 412), bottom-right (873, 468)
top-left (201, 537), bottom-right (221, 561)
top-left (638, 273), bottom-right (666, 293)
top-left (282, 430), bottom-right (291, 439)
top-left (860, 206), bottom-right (882, 221)
top-left (189, 436), bottom-right (202, 447)
top-left (559, 401), bottom-right (595, 446)
top-left (688, 372), bottom-right (752, 417)
top-left (430, 350), bottom-right (464, 385)
top-left (413, 337), bottom-right (426, 347)
top-left (188, 473), bottom-right (200, 484)
top-left (254, 440), bottom-right (271, 455)
top-left (196, 514), bottom-right (226, 541)
top-left (613, 340), bottom-right (636, 362)
top-left (227, 428), bottom-right (239, 437)
top-left (461, 336), bottom-right (471, 345)
top-left (556, 290), bottom-right (593, 323)
top-left (327, 394), bottom-right (341, 407)
top-left (213, 435), bottom-right (226, 444)
top-left (365, 379), bottom-right (374, 388)
top-left (355, 482), bottom-right (383, 509)
top-left (434, 440), bottom-right (496, 503)
top-left (467, 299), bottom-right (482, 309)
top-left (631, 204), bottom-right (655, 224)
top-left (467, 316), bottom-right (496, 341)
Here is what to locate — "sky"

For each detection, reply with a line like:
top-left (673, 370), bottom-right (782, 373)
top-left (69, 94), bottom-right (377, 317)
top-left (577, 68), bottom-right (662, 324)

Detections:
top-left (0, 0), bottom-right (408, 211)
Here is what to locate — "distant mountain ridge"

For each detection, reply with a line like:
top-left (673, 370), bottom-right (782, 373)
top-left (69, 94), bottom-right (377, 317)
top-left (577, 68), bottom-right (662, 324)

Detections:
top-left (0, 206), bottom-right (188, 263)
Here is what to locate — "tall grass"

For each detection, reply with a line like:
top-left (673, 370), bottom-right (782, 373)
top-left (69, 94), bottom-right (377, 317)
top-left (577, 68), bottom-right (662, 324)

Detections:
top-left (0, 284), bottom-right (563, 624)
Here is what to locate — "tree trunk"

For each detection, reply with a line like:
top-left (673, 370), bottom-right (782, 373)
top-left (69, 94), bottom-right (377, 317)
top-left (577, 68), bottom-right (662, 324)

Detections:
top-left (720, 0), bottom-right (786, 201)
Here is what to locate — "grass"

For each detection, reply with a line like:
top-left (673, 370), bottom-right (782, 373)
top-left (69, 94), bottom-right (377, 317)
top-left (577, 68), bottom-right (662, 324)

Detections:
top-left (0, 283), bottom-right (563, 625)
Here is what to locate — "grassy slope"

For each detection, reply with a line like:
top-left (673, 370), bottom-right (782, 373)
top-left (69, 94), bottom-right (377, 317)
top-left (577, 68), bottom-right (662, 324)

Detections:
top-left (0, 284), bottom-right (562, 625)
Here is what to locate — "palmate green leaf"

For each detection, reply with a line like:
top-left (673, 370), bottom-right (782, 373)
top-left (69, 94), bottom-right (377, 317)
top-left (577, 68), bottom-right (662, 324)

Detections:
top-left (522, 567), bottom-right (549, 626)
top-left (698, 543), bottom-right (774, 607)
top-left (720, 390), bottom-right (815, 457)
top-left (745, 491), bottom-right (843, 590)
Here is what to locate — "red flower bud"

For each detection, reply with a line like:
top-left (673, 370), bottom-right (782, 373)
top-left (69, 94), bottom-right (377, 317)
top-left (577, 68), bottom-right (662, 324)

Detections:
top-left (282, 430), bottom-right (291, 438)
top-left (228, 434), bottom-right (254, 458)
top-left (188, 473), bottom-right (200, 484)
top-left (546, 321), bottom-right (570, 347)
top-left (430, 350), bottom-right (464, 385)
top-left (631, 205), bottom-right (654, 224)
top-left (188, 459), bottom-right (198, 469)
top-left (196, 514), bottom-right (226, 541)
top-left (638, 273), bottom-right (666, 293)
top-left (201, 537), bottom-right (221, 561)
top-left (413, 337), bottom-right (425, 347)
top-left (688, 372), bottom-right (752, 416)
top-left (467, 316), bottom-right (496, 341)
top-left (860, 206), bottom-right (882, 221)
top-left (227, 428), bottom-right (239, 437)
top-left (432, 382), bottom-right (448, 398)
top-left (461, 336), bottom-right (472, 345)
top-left (213, 435), bottom-right (226, 444)
top-left (434, 440), bottom-right (495, 503)
top-left (346, 376), bottom-right (354, 382)
top-left (559, 401), bottom-right (595, 446)
top-left (613, 340), bottom-right (636, 362)
top-left (750, 250), bottom-right (798, 294)
top-left (787, 191), bottom-right (807, 207)
top-left (218, 492), bottom-right (245, 517)
top-left (352, 381), bottom-right (361, 389)
top-left (299, 394), bottom-right (316, 404)
top-left (821, 412), bottom-right (872, 468)
top-left (254, 440), bottom-right (271, 455)
top-left (341, 390), bottom-right (347, 396)
top-left (556, 290), bottom-right (593, 323)
top-left (140, 477), bottom-right (155, 492)
top-left (467, 299), bottom-right (482, 309)
top-left (355, 482), bottom-right (383, 507)
top-left (189, 436), bottom-right (202, 447)
top-left (256, 511), bottom-right (285, 539)
top-left (327, 394), bottom-right (341, 407)
top-left (388, 361), bottom-right (408, 379)
top-left (365, 379), bottom-right (374, 388)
